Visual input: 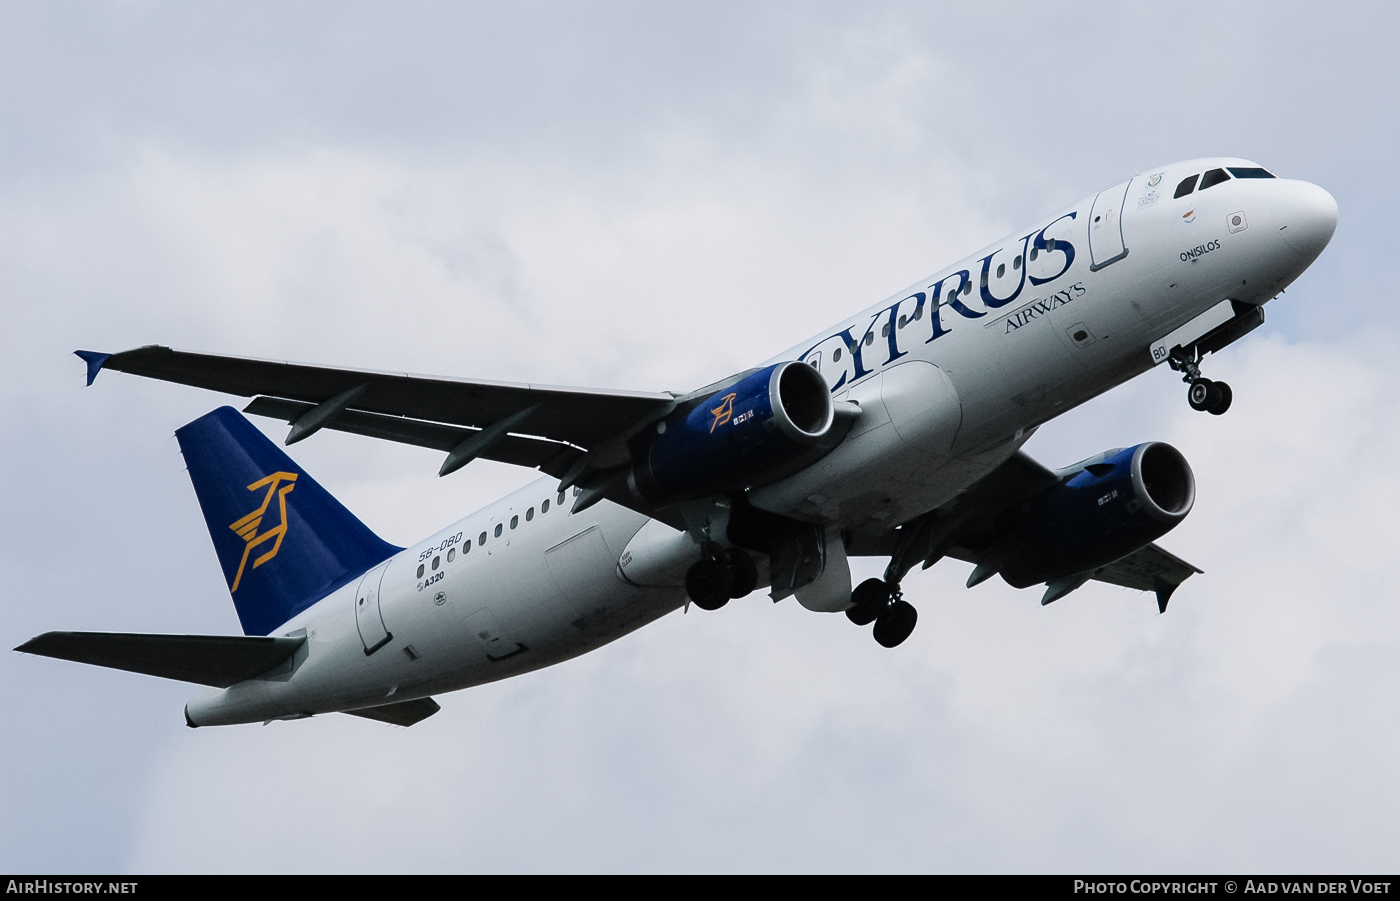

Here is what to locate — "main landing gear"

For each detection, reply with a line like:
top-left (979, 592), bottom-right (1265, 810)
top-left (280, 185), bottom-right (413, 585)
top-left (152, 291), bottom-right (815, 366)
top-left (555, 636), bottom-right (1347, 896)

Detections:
top-left (846, 578), bottom-right (917, 648)
top-left (1170, 346), bottom-right (1232, 416)
top-left (685, 543), bottom-right (758, 611)
top-left (685, 546), bottom-right (918, 651)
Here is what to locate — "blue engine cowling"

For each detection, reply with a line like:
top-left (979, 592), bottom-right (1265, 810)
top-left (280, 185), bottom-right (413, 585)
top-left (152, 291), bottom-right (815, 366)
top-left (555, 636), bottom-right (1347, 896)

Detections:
top-left (995, 442), bottom-right (1196, 588)
top-left (632, 361), bottom-right (837, 504)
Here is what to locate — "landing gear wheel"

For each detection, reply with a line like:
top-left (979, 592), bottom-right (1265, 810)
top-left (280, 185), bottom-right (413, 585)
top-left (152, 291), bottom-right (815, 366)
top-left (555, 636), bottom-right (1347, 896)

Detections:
top-left (1207, 381), bottom-right (1232, 415)
top-left (846, 578), bottom-right (892, 626)
top-left (686, 559), bottom-right (732, 610)
top-left (1187, 378), bottom-right (1216, 412)
top-left (725, 548), bottom-right (758, 599)
top-left (872, 600), bottom-right (918, 648)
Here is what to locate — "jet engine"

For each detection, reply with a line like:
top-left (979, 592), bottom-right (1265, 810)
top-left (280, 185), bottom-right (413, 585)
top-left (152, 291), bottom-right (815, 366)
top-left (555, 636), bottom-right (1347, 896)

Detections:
top-left (630, 361), bottom-right (841, 504)
top-left (993, 442), bottom-right (1195, 588)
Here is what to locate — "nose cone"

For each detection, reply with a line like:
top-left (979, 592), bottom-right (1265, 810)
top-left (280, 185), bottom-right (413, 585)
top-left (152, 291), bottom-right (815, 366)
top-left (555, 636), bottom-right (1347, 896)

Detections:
top-left (1272, 180), bottom-right (1338, 260)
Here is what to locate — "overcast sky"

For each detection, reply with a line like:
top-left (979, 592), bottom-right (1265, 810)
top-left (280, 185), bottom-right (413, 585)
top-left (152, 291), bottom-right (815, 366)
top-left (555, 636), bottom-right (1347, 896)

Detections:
top-left (2, 0), bottom-right (1398, 873)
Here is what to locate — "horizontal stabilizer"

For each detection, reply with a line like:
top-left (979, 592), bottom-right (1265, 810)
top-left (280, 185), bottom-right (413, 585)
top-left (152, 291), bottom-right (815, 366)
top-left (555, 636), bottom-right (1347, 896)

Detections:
top-left (343, 697), bottom-right (441, 727)
top-left (14, 631), bottom-right (306, 687)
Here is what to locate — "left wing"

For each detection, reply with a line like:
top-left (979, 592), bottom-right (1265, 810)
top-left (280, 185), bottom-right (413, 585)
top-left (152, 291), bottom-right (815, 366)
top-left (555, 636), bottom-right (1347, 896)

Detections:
top-left (78, 345), bottom-right (677, 487)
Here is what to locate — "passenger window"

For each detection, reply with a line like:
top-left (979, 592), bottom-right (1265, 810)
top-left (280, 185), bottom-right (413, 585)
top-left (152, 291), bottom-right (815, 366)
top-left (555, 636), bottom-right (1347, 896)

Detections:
top-left (510, 515), bottom-right (518, 529)
top-left (863, 333), bottom-right (874, 346)
top-left (447, 547), bottom-right (455, 562)
top-left (913, 306), bottom-right (923, 320)
top-left (526, 507), bottom-right (534, 521)
top-left (431, 556), bottom-right (440, 571)
top-left (464, 539), bottom-right (471, 553)
top-left (996, 263), bottom-right (1005, 278)
top-left (832, 347), bottom-right (842, 362)
top-left (1013, 255), bottom-right (1022, 270)
top-left (1199, 168), bottom-right (1231, 190)
top-left (416, 564), bottom-right (425, 578)
top-left (557, 491), bottom-right (566, 506)
top-left (898, 314), bottom-right (907, 329)
top-left (881, 324), bottom-right (890, 337)
top-left (1227, 167), bottom-right (1275, 179)
top-left (980, 271), bottom-right (989, 288)
top-left (1174, 175), bottom-right (1199, 198)
top-left (1046, 238), bottom-right (1056, 251)
top-left (479, 531), bottom-right (488, 545)
top-left (494, 523), bottom-right (503, 537)
top-left (542, 499), bottom-right (550, 513)
top-left (1030, 247), bottom-right (1039, 261)
top-left (962, 280), bottom-right (971, 296)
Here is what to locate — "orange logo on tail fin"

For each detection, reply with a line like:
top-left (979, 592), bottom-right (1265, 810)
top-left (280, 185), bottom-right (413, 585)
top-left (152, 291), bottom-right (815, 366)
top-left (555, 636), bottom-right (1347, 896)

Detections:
top-left (228, 472), bottom-right (298, 592)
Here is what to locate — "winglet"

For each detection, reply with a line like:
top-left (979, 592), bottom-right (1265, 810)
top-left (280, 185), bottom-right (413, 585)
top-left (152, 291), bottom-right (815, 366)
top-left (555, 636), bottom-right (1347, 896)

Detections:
top-left (1153, 577), bottom-right (1178, 614)
top-left (74, 350), bottom-right (112, 386)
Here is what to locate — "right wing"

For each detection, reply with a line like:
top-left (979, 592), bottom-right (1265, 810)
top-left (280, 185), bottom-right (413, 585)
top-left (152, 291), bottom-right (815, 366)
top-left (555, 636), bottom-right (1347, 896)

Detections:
top-left (1086, 543), bottom-right (1203, 613)
top-left (854, 450), bottom-right (1202, 611)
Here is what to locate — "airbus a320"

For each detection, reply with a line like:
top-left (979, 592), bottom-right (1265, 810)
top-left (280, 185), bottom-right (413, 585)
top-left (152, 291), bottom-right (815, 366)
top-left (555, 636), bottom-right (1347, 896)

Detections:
top-left (18, 158), bottom-right (1337, 728)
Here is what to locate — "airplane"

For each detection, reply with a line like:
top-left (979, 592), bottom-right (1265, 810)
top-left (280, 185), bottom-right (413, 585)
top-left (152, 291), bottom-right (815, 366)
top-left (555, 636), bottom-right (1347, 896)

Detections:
top-left (16, 157), bottom-right (1337, 728)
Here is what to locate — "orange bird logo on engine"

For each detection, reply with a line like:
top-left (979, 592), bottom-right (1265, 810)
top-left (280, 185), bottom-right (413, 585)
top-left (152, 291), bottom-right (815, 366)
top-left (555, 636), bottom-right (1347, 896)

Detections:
top-left (227, 472), bottom-right (298, 592)
top-left (709, 392), bottom-right (737, 433)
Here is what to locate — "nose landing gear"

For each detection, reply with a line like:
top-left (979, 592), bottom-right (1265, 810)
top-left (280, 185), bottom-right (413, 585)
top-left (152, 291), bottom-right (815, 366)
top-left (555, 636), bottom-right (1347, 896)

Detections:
top-left (1170, 346), bottom-right (1232, 416)
top-left (846, 578), bottom-right (917, 648)
top-left (1187, 378), bottom-right (1233, 415)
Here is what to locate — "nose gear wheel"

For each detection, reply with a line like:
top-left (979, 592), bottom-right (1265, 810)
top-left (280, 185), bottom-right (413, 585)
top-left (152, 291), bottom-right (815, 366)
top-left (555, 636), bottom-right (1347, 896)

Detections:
top-left (1170, 346), bottom-right (1233, 415)
top-left (1187, 378), bottom-right (1232, 415)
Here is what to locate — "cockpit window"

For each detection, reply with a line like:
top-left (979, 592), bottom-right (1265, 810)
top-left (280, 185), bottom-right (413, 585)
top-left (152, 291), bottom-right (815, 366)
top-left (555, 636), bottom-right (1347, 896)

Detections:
top-left (1174, 175), bottom-right (1199, 199)
top-left (1227, 167), bottom-right (1275, 179)
top-left (1199, 168), bottom-right (1231, 190)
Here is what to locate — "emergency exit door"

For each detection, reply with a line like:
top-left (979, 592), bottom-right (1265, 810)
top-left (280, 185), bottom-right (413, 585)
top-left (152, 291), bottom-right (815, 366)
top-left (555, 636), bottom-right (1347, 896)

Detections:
top-left (354, 560), bottom-right (393, 655)
top-left (1088, 179), bottom-right (1132, 270)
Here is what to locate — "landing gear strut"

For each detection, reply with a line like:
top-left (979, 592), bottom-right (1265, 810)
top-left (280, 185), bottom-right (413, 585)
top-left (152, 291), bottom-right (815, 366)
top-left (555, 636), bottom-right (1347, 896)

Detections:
top-left (685, 544), bottom-right (758, 611)
top-left (1169, 346), bottom-right (1232, 416)
top-left (846, 578), bottom-right (917, 648)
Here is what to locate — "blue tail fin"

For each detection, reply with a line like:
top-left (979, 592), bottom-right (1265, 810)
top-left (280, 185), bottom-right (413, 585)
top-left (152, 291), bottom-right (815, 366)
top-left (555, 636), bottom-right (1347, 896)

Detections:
top-left (176, 407), bottom-right (401, 636)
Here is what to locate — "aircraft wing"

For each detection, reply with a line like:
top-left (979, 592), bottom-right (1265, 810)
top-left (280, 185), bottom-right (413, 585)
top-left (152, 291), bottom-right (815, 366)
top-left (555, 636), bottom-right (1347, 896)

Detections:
top-left (856, 450), bottom-right (1202, 611)
top-left (1084, 543), bottom-right (1204, 612)
top-left (79, 345), bottom-right (678, 479)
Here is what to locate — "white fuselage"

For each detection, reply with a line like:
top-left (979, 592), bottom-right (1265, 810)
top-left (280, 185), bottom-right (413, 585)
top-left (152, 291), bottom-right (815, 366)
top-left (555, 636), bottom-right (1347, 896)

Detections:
top-left (186, 158), bottom-right (1337, 725)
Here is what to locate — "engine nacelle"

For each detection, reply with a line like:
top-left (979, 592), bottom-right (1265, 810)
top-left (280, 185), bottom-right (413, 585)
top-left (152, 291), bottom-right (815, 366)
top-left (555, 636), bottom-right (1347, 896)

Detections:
top-left (995, 442), bottom-right (1196, 588)
top-left (632, 361), bottom-right (837, 504)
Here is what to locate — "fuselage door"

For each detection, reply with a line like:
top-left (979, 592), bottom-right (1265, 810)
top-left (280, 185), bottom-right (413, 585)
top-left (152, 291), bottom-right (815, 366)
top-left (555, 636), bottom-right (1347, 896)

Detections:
top-left (1088, 179), bottom-right (1133, 270)
top-left (354, 559), bottom-right (393, 656)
